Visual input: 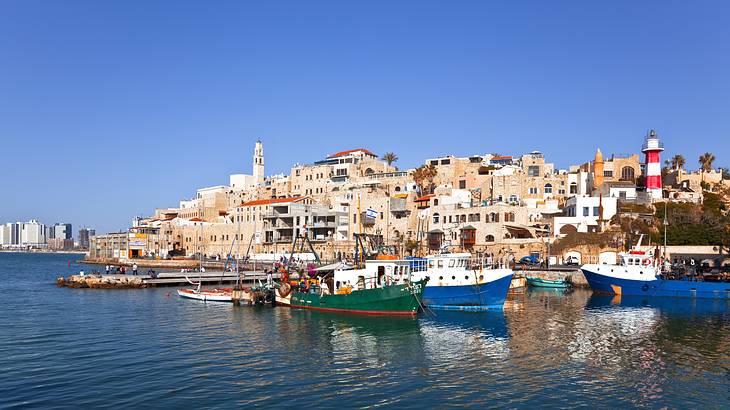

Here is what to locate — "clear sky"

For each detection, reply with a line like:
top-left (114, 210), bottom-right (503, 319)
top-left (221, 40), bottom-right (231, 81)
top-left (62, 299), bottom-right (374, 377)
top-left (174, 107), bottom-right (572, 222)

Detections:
top-left (1, 1), bottom-right (728, 234)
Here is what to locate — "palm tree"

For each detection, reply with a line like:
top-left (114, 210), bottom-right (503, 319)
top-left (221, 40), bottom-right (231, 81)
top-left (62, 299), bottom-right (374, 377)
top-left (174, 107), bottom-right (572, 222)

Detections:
top-left (699, 152), bottom-right (715, 172)
top-left (412, 164), bottom-right (437, 195)
top-left (670, 154), bottom-right (685, 171)
top-left (698, 152), bottom-right (715, 185)
top-left (382, 152), bottom-right (398, 167)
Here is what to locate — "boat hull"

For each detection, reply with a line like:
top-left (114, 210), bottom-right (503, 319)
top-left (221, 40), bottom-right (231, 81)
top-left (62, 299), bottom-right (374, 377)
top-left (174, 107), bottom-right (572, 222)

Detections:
top-left (177, 288), bottom-right (233, 303)
top-left (422, 273), bottom-right (513, 310)
top-left (289, 279), bottom-right (427, 316)
top-left (582, 268), bottom-right (730, 299)
top-left (526, 277), bottom-right (570, 289)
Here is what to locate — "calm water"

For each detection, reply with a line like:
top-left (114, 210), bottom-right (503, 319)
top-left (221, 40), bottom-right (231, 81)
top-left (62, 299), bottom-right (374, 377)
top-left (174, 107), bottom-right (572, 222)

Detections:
top-left (1, 253), bottom-right (728, 409)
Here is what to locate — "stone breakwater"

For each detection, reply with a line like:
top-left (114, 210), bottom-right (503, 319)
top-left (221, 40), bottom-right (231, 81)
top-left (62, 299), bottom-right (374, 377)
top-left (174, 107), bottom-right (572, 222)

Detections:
top-left (56, 275), bottom-right (146, 289)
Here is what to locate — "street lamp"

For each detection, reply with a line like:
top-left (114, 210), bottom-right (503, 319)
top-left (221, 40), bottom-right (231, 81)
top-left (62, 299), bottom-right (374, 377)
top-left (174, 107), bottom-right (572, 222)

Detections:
top-left (663, 201), bottom-right (669, 260)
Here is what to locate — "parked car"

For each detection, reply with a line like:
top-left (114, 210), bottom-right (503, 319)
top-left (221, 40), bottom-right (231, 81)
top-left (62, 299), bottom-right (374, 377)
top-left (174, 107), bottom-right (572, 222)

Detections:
top-left (519, 254), bottom-right (540, 265)
top-left (564, 256), bottom-right (580, 266)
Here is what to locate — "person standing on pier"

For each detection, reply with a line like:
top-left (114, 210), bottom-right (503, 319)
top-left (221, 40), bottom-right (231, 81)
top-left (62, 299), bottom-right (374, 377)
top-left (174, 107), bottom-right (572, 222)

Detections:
top-left (132, 263), bottom-right (138, 276)
top-left (105, 265), bottom-right (110, 275)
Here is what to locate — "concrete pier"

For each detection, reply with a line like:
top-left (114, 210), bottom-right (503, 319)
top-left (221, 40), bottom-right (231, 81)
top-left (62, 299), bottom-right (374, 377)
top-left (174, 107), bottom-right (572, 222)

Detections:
top-left (57, 270), bottom-right (281, 289)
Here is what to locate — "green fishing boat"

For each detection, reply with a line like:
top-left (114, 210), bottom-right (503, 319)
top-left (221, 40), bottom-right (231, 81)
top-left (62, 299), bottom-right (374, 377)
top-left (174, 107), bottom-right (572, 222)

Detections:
top-left (281, 259), bottom-right (428, 316)
top-left (526, 276), bottom-right (571, 289)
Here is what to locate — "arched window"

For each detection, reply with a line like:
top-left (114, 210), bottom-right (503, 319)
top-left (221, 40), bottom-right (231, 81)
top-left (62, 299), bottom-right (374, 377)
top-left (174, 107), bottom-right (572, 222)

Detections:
top-left (621, 166), bottom-right (635, 181)
top-left (433, 213), bottom-right (440, 224)
top-left (544, 183), bottom-right (553, 194)
top-left (395, 186), bottom-right (401, 192)
top-left (485, 234), bottom-right (495, 242)
top-left (569, 182), bottom-right (578, 194)
top-left (490, 212), bottom-right (499, 222)
top-left (364, 168), bottom-right (375, 175)
top-left (433, 199), bottom-right (439, 206)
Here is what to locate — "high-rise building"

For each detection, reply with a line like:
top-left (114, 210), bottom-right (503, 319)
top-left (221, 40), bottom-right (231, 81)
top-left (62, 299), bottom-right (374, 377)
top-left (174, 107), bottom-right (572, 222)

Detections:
top-left (53, 223), bottom-right (73, 240)
top-left (21, 220), bottom-right (46, 246)
top-left (253, 140), bottom-right (264, 186)
top-left (78, 228), bottom-right (95, 249)
top-left (642, 130), bottom-right (664, 199)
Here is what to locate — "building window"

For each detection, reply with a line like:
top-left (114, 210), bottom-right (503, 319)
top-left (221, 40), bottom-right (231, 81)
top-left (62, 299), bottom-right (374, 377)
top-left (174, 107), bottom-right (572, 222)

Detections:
top-left (604, 170), bottom-right (613, 177)
top-left (583, 207), bottom-right (589, 216)
top-left (528, 166), bottom-right (540, 177)
top-left (459, 180), bottom-right (466, 189)
top-left (621, 166), bottom-right (635, 181)
top-left (593, 206), bottom-right (599, 216)
top-left (433, 213), bottom-right (440, 224)
top-left (441, 159), bottom-right (450, 165)
top-left (544, 183), bottom-right (552, 194)
top-left (485, 235), bottom-right (495, 242)
top-left (509, 194), bottom-right (518, 203)
top-left (529, 187), bottom-right (538, 195)
top-left (570, 183), bottom-right (577, 194)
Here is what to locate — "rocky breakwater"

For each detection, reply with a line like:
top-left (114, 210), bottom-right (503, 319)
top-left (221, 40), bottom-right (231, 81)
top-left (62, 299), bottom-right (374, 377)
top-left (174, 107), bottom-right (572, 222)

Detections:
top-left (56, 275), bottom-right (147, 289)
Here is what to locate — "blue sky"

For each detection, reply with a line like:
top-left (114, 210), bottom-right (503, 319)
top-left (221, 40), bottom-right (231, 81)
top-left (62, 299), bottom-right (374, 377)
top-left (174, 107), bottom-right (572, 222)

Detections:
top-left (1, 0), bottom-right (728, 234)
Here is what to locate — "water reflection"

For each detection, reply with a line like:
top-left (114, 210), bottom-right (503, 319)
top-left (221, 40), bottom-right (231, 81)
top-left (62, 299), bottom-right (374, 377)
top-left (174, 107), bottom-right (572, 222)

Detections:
top-left (3, 253), bottom-right (729, 409)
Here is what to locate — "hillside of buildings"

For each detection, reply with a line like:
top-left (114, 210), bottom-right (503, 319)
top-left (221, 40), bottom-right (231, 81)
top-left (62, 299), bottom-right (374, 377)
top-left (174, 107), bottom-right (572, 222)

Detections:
top-left (86, 132), bottom-right (730, 265)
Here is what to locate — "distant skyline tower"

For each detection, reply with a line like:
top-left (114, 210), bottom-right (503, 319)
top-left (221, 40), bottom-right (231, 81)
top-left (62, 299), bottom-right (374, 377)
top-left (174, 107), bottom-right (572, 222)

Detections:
top-left (253, 140), bottom-right (264, 185)
top-left (642, 129), bottom-right (664, 199)
top-left (593, 148), bottom-right (604, 193)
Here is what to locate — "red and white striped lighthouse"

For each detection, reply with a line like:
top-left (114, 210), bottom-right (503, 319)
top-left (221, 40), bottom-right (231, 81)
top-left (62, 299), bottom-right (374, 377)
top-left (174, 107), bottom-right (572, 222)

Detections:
top-left (642, 129), bottom-right (664, 199)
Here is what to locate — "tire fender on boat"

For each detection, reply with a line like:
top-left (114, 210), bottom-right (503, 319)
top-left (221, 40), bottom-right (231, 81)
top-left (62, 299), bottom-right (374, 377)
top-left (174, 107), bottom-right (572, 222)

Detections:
top-left (278, 282), bottom-right (292, 298)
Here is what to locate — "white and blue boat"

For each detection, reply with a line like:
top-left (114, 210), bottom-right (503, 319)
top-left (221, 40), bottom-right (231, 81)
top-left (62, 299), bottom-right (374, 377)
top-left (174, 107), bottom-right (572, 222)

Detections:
top-left (410, 253), bottom-right (513, 311)
top-left (581, 241), bottom-right (729, 300)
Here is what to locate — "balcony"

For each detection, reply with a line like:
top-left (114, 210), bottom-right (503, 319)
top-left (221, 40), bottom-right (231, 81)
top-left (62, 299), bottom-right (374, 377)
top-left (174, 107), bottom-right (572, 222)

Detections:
top-left (641, 139), bottom-right (664, 152)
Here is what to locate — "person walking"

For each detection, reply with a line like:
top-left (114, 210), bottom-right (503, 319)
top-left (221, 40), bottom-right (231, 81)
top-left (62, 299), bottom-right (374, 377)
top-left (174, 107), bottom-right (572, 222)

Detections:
top-left (132, 263), bottom-right (138, 276)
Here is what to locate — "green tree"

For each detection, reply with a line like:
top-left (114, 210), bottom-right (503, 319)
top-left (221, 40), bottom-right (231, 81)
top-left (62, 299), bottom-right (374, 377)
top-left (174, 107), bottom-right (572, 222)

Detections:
top-left (699, 152), bottom-right (716, 185)
top-left (670, 154), bottom-right (685, 171)
top-left (382, 152), bottom-right (398, 167)
top-left (412, 164), bottom-right (438, 195)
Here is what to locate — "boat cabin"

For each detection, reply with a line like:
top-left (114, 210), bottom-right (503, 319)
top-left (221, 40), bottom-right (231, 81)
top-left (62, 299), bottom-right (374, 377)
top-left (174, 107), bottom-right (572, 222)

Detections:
top-left (332, 259), bottom-right (413, 293)
top-left (619, 250), bottom-right (656, 268)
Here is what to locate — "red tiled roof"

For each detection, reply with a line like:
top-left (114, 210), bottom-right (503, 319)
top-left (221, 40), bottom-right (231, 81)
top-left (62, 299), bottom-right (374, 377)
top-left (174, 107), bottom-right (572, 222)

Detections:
top-left (189, 217), bottom-right (204, 222)
top-left (240, 196), bottom-right (303, 207)
top-left (491, 155), bottom-right (512, 160)
top-left (328, 148), bottom-right (376, 158)
top-left (415, 194), bottom-right (434, 202)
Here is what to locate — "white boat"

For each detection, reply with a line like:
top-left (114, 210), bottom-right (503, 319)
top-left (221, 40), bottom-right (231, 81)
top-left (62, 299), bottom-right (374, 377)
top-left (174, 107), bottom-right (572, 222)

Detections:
top-left (177, 287), bottom-right (233, 302)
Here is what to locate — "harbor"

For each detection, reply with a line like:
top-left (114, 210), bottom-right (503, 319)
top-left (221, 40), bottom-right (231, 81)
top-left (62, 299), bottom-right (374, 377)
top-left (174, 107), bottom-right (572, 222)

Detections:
top-left (4, 252), bottom-right (729, 409)
top-left (4, 2), bottom-right (730, 408)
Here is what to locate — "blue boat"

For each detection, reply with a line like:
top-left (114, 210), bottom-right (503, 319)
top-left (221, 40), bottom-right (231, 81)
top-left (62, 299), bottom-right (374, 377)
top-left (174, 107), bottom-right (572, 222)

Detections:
top-left (411, 253), bottom-right (514, 310)
top-left (581, 245), bottom-right (729, 300)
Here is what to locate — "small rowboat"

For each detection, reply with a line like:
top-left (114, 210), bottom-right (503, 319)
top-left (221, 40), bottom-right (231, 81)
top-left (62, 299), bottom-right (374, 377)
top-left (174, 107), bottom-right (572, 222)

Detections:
top-left (526, 276), bottom-right (571, 289)
top-left (177, 287), bottom-right (233, 302)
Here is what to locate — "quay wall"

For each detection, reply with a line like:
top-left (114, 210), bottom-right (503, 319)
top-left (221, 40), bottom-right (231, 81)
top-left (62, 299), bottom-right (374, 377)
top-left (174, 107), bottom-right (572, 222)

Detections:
top-left (515, 269), bottom-right (588, 288)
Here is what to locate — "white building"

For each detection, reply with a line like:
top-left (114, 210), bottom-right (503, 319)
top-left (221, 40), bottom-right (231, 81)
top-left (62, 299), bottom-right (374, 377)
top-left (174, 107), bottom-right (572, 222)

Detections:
top-left (21, 220), bottom-right (46, 246)
top-left (553, 196), bottom-right (617, 236)
top-left (230, 140), bottom-right (265, 190)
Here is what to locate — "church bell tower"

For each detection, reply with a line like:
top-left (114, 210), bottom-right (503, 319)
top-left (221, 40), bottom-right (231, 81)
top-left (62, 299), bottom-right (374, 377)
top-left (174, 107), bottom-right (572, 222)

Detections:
top-left (253, 140), bottom-right (264, 185)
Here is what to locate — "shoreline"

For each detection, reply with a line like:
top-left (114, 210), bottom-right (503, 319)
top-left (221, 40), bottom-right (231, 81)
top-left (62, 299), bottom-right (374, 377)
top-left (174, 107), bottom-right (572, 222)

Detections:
top-left (0, 250), bottom-right (87, 255)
